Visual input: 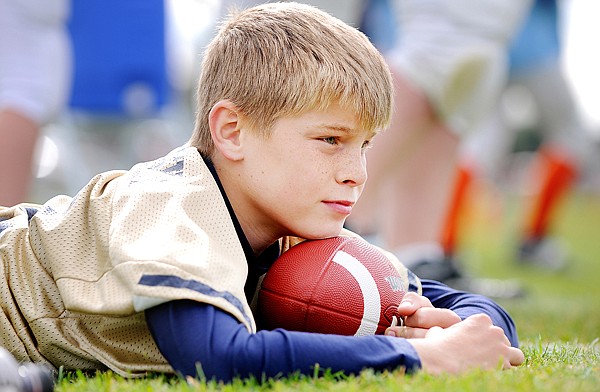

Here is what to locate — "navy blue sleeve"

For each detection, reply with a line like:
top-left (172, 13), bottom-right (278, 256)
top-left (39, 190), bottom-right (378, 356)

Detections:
top-left (420, 279), bottom-right (520, 347)
top-left (145, 300), bottom-right (421, 382)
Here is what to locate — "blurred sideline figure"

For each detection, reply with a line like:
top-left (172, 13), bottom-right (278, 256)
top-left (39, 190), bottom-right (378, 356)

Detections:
top-left (24, 0), bottom-right (218, 202)
top-left (36, 0), bottom-right (184, 200)
top-left (222, 0), bottom-right (533, 298)
top-left (0, 0), bottom-right (72, 205)
top-left (54, 0), bottom-right (172, 194)
top-left (440, 0), bottom-right (595, 271)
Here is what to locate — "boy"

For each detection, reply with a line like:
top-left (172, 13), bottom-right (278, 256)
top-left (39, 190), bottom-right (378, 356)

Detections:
top-left (0, 2), bottom-right (523, 381)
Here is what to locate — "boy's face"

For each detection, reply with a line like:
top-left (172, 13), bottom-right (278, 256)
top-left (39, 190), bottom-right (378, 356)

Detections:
top-left (232, 103), bottom-right (374, 244)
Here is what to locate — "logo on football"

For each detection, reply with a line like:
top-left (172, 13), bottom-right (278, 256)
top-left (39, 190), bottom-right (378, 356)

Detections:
top-left (258, 236), bottom-right (407, 336)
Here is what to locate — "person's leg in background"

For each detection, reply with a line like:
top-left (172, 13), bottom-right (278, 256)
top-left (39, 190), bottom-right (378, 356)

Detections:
top-left (513, 60), bottom-right (591, 269)
top-left (441, 75), bottom-right (584, 274)
top-left (0, 110), bottom-right (39, 206)
top-left (440, 0), bottom-right (593, 273)
top-left (0, 0), bottom-right (71, 206)
top-left (350, 70), bottom-right (460, 257)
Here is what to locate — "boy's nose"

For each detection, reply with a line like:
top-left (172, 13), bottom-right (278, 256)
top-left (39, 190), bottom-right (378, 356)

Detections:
top-left (338, 152), bottom-right (368, 186)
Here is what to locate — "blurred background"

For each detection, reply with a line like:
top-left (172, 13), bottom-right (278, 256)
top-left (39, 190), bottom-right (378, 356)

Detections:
top-left (17, 0), bottom-right (599, 204)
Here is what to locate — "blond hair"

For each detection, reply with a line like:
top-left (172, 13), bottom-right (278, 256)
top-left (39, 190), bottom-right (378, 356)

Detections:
top-left (189, 2), bottom-right (393, 157)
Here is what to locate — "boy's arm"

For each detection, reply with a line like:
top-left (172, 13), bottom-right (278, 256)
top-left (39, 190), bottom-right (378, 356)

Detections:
top-left (145, 299), bottom-right (421, 381)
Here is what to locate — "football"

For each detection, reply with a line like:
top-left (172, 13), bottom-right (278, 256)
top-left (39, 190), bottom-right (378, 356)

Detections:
top-left (257, 236), bottom-right (407, 336)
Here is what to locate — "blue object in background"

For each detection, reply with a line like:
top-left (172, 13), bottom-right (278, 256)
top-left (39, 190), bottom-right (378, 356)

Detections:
top-left (509, 0), bottom-right (560, 72)
top-left (67, 0), bottom-right (170, 117)
top-left (359, 0), bottom-right (398, 54)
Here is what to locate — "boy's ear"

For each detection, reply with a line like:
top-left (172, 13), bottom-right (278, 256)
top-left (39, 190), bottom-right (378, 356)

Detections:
top-left (209, 100), bottom-right (244, 161)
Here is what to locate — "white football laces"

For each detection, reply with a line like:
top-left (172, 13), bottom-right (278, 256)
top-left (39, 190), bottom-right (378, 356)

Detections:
top-left (390, 315), bottom-right (404, 328)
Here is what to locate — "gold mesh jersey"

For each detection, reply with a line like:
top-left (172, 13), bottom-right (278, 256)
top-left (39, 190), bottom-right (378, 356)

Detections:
top-left (0, 145), bottom-right (420, 377)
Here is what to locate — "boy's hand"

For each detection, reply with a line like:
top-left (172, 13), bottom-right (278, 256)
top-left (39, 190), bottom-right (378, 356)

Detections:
top-left (385, 292), bottom-right (461, 338)
top-left (407, 314), bottom-right (525, 374)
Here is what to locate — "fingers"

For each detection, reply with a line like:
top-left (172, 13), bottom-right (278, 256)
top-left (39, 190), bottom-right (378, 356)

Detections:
top-left (508, 347), bottom-right (525, 367)
top-left (499, 347), bottom-right (525, 370)
top-left (396, 292), bottom-right (432, 316)
top-left (396, 292), bottom-right (461, 329)
top-left (465, 314), bottom-right (524, 369)
top-left (424, 325), bottom-right (444, 338)
top-left (385, 326), bottom-right (429, 339)
top-left (465, 313), bottom-right (494, 326)
top-left (404, 307), bottom-right (462, 329)
top-left (385, 323), bottom-right (448, 339)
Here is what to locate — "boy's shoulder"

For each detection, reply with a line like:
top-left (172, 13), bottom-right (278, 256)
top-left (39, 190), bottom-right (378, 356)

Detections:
top-left (130, 145), bottom-right (200, 178)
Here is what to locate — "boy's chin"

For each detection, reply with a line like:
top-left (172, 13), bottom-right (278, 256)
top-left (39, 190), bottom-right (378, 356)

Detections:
top-left (296, 226), bottom-right (344, 241)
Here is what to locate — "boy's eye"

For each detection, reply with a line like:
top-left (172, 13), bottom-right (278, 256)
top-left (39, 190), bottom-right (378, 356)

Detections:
top-left (322, 136), bottom-right (337, 145)
top-left (362, 139), bottom-right (371, 149)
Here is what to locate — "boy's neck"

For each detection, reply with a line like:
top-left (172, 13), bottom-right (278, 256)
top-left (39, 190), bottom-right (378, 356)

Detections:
top-left (203, 153), bottom-right (278, 256)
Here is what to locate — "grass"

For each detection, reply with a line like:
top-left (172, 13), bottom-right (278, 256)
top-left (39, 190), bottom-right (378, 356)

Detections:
top-left (55, 190), bottom-right (600, 391)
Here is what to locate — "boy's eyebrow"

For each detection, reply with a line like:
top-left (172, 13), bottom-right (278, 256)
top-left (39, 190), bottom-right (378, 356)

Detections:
top-left (315, 123), bottom-right (375, 138)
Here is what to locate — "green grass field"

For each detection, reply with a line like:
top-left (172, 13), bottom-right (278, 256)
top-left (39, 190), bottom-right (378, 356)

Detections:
top-left (55, 191), bottom-right (600, 391)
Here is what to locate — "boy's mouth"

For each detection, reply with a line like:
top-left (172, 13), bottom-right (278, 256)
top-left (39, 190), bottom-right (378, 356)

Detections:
top-left (322, 200), bottom-right (355, 215)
